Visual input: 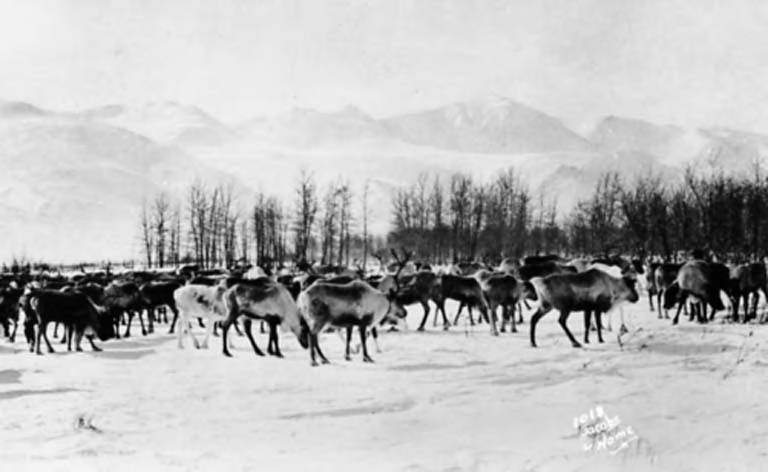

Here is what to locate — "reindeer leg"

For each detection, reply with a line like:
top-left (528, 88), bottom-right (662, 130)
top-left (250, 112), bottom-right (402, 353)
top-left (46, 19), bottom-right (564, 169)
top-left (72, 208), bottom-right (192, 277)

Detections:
top-left (359, 324), bottom-right (373, 363)
top-left (242, 318), bottom-right (264, 356)
top-left (583, 310), bottom-right (591, 344)
top-left (147, 306), bottom-right (154, 334)
top-left (452, 302), bottom-right (463, 326)
top-left (189, 320), bottom-right (200, 349)
top-left (529, 307), bottom-right (550, 348)
top-left (177, 314), bottom-right (185, 349)
top-left (315, 334), bottom-right (330, 364)
top-left (345, 326), bottom-right (353, 361)
top-left (371, 327), bottom-right (382, 353)
top-left (270, 320), bottom-right (283, 358)
top-left (233, 321), bottom-right (244, 336)
top-left (199, 316), bottom-right (211, 349)
top-left (221, 318), bottom-right (234, 357)
top-left (308, 332), bottom-right (318, 366)
top-left (485, 304), bottom-right (498, 336)
top-left (596, 310), bottom-right (605, 343)
top-left (9, 317), bottom-right (17, 343)
top-left (517, 301), bottom-right (524, 324)
top-left (499, 303), bottom-right (507, 333)
top-left (87, 334), bottom-right (101, 352)
top-left (648, 291), bottom-right (654, 312)
top-left (558, 310), bottom-right (581, 348)
top-left (42, 322), bottom-right (54, 353)
top-left (66, 325), bottom-right (73, 351)
top-left (419, 301), bottom-right (434, 331)
top-left (510, 303), bottom-right (518, 333)
top-left (124, 311), bottom-right (134, 338)
top-left (197, 317), bottom-right (205, 329)
top-left (138, 310), bottom-right (147, 336)
top-left (672, 294), bottom-right (686, 325)
top-left (53, 322), bottom-right (59, 338)
top-left (74, 328), bottom-right (84, 352)
top-left (168, 306), bottom-right (179, 334)
top-left (35, 322), bottom-right (45, 355)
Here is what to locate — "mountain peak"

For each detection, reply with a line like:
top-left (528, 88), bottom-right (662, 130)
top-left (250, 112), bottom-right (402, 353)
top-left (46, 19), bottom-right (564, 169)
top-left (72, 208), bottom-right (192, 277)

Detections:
top-left (383, 96), bottom-right (593, 154)
top-left (0, 100), bottom-right (47, 118)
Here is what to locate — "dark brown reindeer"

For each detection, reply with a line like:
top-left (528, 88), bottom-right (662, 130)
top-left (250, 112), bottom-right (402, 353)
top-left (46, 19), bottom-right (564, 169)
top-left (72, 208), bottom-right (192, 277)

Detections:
top-left (526, 269), bottom-right (639, 348)
top-left (376, 250), bottom-right (442, 331)
top-left (482, 274), bottom-right (524, 333)
top-left (728, 262), bottom-right (768, 323)
top-left (435, 273), bottom-right (496, 335)
top-left (25, 289), bottom-right (115, 355)
top-left (664, 260), bottom-right (729, 324)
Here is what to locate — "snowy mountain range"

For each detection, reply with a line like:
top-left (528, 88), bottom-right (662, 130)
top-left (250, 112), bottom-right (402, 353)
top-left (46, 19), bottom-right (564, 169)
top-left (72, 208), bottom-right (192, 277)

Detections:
top-left (1, 96), bottom-right (766, 262)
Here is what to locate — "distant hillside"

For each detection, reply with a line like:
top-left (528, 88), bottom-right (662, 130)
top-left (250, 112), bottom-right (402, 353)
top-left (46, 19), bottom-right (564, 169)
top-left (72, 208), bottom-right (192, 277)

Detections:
top-left (0, 113), bottom-right (239, 262)
top-left (4, 96), bottom-right (768, 262)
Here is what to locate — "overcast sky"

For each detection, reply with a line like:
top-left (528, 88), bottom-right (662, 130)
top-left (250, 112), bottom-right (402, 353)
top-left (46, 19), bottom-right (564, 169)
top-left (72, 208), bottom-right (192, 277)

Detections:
top-left (2, 0), bottom-right (768, 131)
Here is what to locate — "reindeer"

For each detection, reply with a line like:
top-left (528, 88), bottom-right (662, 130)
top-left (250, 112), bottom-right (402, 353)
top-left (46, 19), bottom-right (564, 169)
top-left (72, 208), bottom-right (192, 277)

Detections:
top-left (728, 262), bottom-right (768, 323)
top-left (297, 256), bottom-right (409, 366)
top-left (220, 278), bottom-right (303, 358)
top-left (435, 273), bottom-right (496, 335)
top-left (376, 250), bottom-right (441, 330)
top-left (482, 274), bottom-right (523, 333)
top-left (664, 260), bottom-right (729, 325)
top-left (526, 269), bottom-right (639, 348)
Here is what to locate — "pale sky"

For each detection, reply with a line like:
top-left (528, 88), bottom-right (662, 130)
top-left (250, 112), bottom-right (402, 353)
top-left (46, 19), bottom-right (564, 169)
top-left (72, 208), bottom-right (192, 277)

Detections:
top-left (2, 0), bottom-right (768, 131)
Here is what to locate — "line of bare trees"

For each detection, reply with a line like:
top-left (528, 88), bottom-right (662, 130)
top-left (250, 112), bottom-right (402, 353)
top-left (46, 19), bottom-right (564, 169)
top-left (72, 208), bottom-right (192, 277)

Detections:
top-left (389, 165), bottom-right (768, 263)
top-left (139, 163), bottom-right (768, 270)
top-left (389, 169), bottom-right (563, 262)
top-left (138, 171), bottom-right (381, 270)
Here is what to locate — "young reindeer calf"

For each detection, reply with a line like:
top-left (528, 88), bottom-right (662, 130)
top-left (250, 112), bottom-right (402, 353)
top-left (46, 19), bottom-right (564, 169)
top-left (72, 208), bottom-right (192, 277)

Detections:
top-left (174, 283), bottom-right (228, 349)
top-left (297, 280), bottom-right (407, 366)
top-left (526, 269), bottom-right (639, 348)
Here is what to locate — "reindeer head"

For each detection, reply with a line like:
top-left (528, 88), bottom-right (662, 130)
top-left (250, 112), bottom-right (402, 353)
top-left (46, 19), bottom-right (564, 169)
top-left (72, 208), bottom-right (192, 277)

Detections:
top-left (620, 276), bottom-right (640, 303)
top-left (388, 248), bottom-right (413, 298)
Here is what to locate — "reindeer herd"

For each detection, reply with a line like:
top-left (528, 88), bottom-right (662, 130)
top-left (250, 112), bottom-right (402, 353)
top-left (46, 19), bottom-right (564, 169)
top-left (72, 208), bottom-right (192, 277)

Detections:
top-left (0, 251), bottom-right (766, 366)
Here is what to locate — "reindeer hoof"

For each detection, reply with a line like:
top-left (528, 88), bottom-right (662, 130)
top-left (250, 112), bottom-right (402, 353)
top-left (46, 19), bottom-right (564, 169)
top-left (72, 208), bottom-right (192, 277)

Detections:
top-left (443, 324), bottom-right (450, 331)
top-left (273, 352), bottom-right (284, 358)
top-left (572, 342), bottom-right (582, 348)
top-left (345, 355), bottom-right (352, 361)
top-left (417, 326), bottom-right (425, 332)
top-left (92, 346), bottom-right (102, 352)
top-left (363, 356), bottom-right (374, 363)
top-left (311, 361), bottom-right (319, 367)
top-left (223, 351), bottom-right (233, 358)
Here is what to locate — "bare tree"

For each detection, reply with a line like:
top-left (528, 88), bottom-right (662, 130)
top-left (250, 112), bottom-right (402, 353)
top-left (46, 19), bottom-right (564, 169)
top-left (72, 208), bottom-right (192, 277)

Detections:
top-left (293, 169), bottom-right (318, 263)
top-left (139, 198), bottom-right (154, 268)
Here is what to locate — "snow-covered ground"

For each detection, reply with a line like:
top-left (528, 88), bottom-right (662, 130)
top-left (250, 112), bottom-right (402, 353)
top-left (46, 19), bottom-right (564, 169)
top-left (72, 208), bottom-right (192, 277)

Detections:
top-left (1, 300), bottom-right (767, 471)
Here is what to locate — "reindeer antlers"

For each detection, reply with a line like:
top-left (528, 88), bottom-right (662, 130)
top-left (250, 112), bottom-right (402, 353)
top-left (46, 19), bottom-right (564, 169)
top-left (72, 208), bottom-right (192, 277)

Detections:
top-left (389, 247), bottom-right (413, 292)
